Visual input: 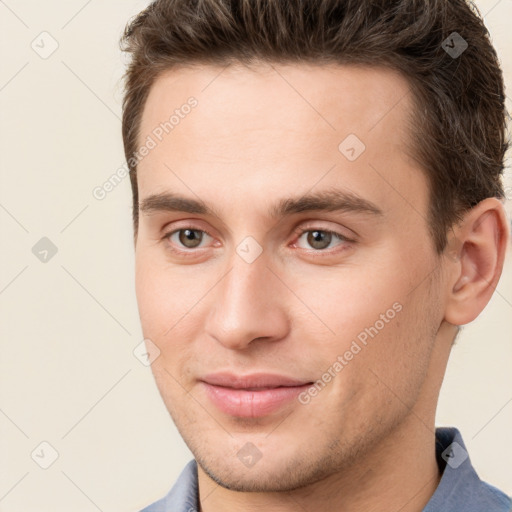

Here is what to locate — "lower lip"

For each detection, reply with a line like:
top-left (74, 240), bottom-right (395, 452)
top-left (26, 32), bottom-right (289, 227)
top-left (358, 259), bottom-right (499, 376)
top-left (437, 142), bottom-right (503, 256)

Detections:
top-left (201, 382), bottom-right (311, 418)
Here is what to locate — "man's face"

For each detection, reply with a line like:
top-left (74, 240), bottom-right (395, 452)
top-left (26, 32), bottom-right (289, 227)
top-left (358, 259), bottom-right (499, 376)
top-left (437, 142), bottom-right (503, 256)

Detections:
top-left (135, 63), bottom-right (447, 491)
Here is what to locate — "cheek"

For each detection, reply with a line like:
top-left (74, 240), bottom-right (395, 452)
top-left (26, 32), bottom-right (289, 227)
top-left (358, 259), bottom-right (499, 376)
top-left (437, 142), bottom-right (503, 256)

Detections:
top-left (135, 252), bottom-right (191, 333)
top-left (292, 265), bottom-right (405, 346)
top-left (135, 253), bottom-right (208, 369)
top-left (135, 258), bottom-right (166, 333)
top-left (293, 258), bottom-right (434, 387)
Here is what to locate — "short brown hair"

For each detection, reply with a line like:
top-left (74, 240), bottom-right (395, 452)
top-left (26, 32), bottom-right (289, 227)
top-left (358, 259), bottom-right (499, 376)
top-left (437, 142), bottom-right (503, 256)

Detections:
top-left (120, 0), bottom-right (508, 252)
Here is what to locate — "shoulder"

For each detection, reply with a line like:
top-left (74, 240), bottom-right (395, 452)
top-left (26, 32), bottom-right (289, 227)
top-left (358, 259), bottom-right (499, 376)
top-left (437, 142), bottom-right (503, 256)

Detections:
top-left (423, 427), bottom-right (511, 512)
top-left (139, 460), bottom-right (199, 512)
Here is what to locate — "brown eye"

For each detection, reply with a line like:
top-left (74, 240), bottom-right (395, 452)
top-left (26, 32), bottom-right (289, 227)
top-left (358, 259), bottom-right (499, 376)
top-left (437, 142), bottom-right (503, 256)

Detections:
top-left (295, 229), bottom-right (348, 251)
top-left (176, 229), bottom-right (204, 248)
top-left (306, 230), bottom-right (333, 250)
top-left (162, 227), bottom-right (212, 255)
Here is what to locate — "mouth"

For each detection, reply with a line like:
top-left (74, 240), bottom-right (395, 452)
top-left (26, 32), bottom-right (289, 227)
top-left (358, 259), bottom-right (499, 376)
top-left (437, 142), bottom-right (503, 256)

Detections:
top-left (199, 372), bottom-right (314, 418)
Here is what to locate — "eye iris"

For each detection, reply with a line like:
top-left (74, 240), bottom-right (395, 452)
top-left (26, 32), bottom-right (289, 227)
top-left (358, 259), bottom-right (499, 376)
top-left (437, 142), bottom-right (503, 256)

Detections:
top-left (178, 229), bottom-right (203, 248)
top-left (307, 230), bottom-right (331, 250)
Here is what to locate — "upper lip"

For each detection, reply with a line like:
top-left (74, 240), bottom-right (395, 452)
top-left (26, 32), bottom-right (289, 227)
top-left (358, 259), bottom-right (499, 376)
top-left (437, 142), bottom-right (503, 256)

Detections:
top-left (200, 372), bottom-right (312, 389)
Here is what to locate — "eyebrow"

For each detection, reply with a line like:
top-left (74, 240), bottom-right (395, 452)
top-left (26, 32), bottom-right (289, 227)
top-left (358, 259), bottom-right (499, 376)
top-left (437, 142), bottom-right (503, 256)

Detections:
top-left (139, 188), bottom-right (384, 219)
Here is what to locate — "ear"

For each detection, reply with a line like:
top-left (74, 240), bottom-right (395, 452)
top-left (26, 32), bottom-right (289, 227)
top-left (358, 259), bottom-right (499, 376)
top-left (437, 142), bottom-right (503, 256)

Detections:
top-left (443, 197), bottom-right (510, 326)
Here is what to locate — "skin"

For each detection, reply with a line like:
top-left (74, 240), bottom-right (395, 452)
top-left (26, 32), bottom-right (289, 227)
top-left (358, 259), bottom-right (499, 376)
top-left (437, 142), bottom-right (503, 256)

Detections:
top-left (134, 62), bottom-right (509, 512)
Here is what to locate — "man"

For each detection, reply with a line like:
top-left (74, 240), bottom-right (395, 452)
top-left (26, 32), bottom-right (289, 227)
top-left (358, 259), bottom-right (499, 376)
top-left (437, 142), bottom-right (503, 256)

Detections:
top-left (120, 0), bottom-right (511, 510)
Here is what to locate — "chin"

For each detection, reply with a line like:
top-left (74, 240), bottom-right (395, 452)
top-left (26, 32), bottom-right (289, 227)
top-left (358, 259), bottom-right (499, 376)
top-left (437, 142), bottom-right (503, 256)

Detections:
top-left (194, 445), bottom-right (339, 493)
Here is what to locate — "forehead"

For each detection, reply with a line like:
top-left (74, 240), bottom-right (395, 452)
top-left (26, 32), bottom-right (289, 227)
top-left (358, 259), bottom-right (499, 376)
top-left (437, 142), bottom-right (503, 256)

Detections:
top-left (139, 62), bottom-right (415, 146)
top-left (136, 62), bottom-right (427, 226)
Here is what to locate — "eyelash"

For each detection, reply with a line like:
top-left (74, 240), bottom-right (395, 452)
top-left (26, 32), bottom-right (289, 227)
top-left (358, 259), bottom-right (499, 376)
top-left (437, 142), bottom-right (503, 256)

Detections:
top-left (161, 224), bottom-right (353, 258)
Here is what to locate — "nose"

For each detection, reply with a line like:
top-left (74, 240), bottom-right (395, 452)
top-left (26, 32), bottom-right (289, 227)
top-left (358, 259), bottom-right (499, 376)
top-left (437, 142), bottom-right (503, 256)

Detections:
top-left (204, 249), bottom-right (290, 351)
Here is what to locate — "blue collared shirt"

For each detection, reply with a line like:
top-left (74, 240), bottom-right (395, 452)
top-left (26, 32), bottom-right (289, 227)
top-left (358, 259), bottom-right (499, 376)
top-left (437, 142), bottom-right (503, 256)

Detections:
top-left (140, 427), bottom-right (511, 512)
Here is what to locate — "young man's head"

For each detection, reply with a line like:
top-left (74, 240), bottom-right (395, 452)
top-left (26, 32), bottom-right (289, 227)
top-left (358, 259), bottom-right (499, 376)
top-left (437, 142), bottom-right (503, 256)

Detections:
top-left (120, 0), bottom-right (509, 506)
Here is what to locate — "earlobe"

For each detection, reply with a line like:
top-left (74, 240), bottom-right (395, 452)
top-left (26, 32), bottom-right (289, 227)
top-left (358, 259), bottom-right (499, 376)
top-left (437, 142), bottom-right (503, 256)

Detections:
top-left (444, 198), bottom-right (510, 326)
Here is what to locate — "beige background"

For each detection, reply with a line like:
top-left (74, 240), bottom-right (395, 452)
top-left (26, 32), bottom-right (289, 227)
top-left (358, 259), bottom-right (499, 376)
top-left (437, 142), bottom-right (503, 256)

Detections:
top-left (0, 1), bottom-right (511, 510)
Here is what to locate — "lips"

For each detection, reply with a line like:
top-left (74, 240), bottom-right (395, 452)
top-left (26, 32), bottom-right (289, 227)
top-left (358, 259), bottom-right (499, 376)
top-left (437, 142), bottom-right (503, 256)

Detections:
top-left (200, 372), bottom-right (313, 418)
